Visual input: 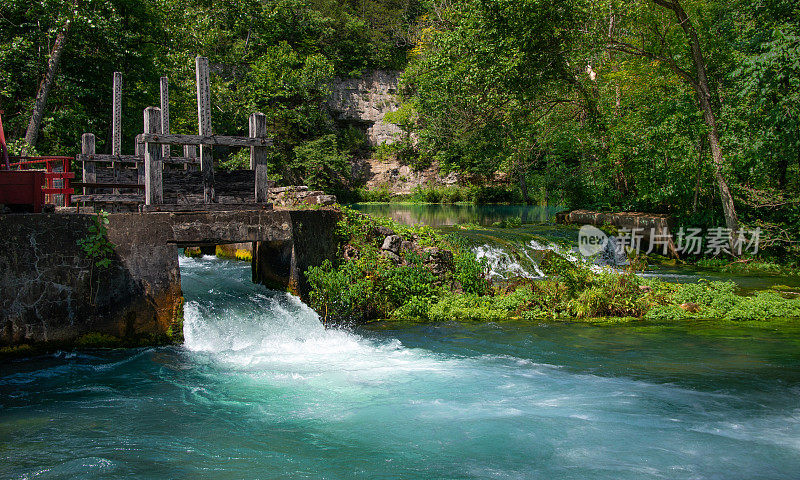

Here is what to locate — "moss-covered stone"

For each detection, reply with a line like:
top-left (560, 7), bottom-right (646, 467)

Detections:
top-left (75, 333), bottom-right (122, 348)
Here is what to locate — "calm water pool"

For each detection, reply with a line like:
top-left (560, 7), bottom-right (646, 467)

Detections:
top-left (2, 257), bottom-right (799, 479)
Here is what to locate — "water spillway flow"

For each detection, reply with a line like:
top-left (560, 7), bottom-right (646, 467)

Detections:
top-left (1, 254), bottom-right (800, 478)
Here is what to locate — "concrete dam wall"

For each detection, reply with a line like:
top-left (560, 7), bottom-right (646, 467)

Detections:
top-left (0, 209), bottom-right (340, 348)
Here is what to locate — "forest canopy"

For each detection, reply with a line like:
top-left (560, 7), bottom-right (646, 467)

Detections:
top-left (1, 0), bottom-right (798, 255)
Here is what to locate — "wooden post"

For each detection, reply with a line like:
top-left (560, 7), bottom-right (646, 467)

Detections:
top-left (143, 107), bottom-right (163, 205)
top-left (249, 112), bottom-right (268, 203)
top-left (183, 145), bottom-right (198, 172)
top-left (81, 133), bottom-right (95, 194)
top-left (135, 138), bottom-right (144, 185)
top-left (195, 56), bottom-right (215, 203)
top-left (160, 76), bottom-right (171, 159)
top-left (112, 72), bottom-right (122, 194)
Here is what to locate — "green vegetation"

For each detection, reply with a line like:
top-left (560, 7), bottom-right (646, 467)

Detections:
top-left (354, 185), bottom-right (523, 205)
top-left (76, 210), bottom-right (114, 269)
top-left (3, 0), bottom-right (798, 260)
top-left (306, 209), bottom-right (800, 325)
top-left (76, 210), bottom-right (115, 306)
top-left (75, 332), bottom-right (122, 348)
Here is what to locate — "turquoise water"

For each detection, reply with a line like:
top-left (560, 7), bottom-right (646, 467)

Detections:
top-left (350, 203), bottom-right (563, 226)
top-left (349, 204), bottom-right (800, 290)
top-left (2, 256), bottom-right (800, 479)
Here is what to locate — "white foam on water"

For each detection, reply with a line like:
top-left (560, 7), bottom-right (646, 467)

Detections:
top-left (182, 288), bottom-right (458, 391)
top-left (474, 245), bottom-right (538, 279)
top-left (474, 239), bottom-right (620, 279)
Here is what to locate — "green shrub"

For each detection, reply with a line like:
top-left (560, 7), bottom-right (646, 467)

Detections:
top-left (724, 291), bottom-right (800, 321)
top-left (672, 281), bottom-right (739, 315)
top-left (390, 296), bottom-right (434, 321)
top-left (428, 294), bottom-right (508, 323)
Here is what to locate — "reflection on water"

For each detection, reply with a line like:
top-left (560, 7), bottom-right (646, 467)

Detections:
top-left (349, 203), bottom-right (565, 226)
top-left (353, 204), bottom-right (800, 291)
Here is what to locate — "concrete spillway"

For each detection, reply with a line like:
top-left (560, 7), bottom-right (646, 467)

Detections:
top-left (0, 208), bottom-right (340, 348)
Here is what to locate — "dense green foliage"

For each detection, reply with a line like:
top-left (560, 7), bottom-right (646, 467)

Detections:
top-left (0, 0), bottom-right (419, 186)
top-left (2, 0), bottom-right (798, 258)
top-left (305, 207), bottom-right (491, 322)
top-left (305, 209), bottom-right (800, 324)
top-left (397, 0), bottom-right (800, 258)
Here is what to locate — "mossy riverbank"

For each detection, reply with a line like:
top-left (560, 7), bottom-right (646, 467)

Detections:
top-left (305, 208), bottom-right (800, 326)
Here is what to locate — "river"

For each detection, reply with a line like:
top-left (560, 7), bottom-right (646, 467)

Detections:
top-left (2, 255), bottom-right (800, 479)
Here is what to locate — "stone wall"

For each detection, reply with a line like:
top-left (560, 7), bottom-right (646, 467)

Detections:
top-left (0, 213), bottom-right (181, 347)
top-left (252, 209), bottom-right (341, 298)
top-left (560, 210), bottom-right (678, 257)
top-left (327, 70), bottom-right (403, 146)
top-left (0, 208), bottom-right (342, 349)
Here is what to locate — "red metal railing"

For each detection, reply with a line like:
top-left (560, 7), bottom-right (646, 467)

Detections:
top-left (8, 156), bottom-right (75, 207)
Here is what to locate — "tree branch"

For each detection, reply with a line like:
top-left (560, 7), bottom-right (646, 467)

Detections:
top-left (606, 39), bottom-right (696, 85)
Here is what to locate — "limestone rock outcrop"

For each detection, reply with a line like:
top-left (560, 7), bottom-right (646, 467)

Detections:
top-left (327, 70), bottom-right (403, 146)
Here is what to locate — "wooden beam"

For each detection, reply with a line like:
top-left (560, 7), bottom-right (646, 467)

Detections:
top-left (144, 107), bottom-right (163, 205)
top-left (196, 56), bottom-right (215, 203)
top-left (140, 202), bottom-right (273, 213)
top-left (76, 153), bottom-right (200, 165)
top-left (72, 193), bottom-right (143, 204)
top-left (160, 76), bottom-right (171, 158)
top-left (138, 133), bottom-right (272, 147)
top-left (134, 141), bottom-right (144, 185)
top-left (250, 112), bottom-right (269, 203)
top-left (72, 182), bottom-right (144, 190)
top-left (81, 133), bottom-right (95, 194)
top-left (112, 72), bottom-right (122, 194)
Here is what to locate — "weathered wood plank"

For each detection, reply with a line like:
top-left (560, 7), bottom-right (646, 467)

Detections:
top-left (183, 145), bottom-right (198, 172)
top-left (137, 133), bottom-right (272, 147)
top-left (72, 182), bottom-right (144, 190)
top-left (160, 76), bottom-right (171, 158)
top-left (112, 72), bottom-right (122, 155)
top-left (140, 202), bottom-right (272, 213)
top-left (112, 72), bottom-right (122, 194)
top-left (250, 112), bottom-right (269, 203)
top-left (144, 107), bottom-right (163, 205)
top-left (134, 140), bottom-right (144, 185)
top-left (76, 154), bottom-right (200, 165)
top-left (81, 133), bottom-right (95, 194)
top-left (72, 194), bottom-right (143, 203)
top-left (196, 56), bottom-right (216, 203)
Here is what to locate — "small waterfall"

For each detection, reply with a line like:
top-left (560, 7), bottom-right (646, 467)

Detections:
top-left (474, 245), bottom-right (543, 279)
top-left (475, 237), bottom-right (626, 280)
top-left (179, 256), bottom-right (448, 381)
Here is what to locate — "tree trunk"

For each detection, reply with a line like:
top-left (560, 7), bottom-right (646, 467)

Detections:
top-left (690, 54), bottom-right (739, 238)
top-left (692, 137), bottom-right (705, 213)
top-left (653, 0), bottom-right (740, 238)
top-left (22, 23), bottom-right (69, 154)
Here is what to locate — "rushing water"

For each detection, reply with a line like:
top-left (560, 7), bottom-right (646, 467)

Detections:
top-left (2, 256), bottom-right (800, 479)
top-left (352, 203), bottom-right (800, 290)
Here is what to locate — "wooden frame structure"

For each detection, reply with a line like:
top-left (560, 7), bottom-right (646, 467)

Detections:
top-left (76, 56), bottom-right (272, 210)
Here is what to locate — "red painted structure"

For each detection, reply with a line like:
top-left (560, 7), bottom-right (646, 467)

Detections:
top-left (0, 113), bottom-right (74, 211)
top-left (0, 170), bottom-right (46, 212)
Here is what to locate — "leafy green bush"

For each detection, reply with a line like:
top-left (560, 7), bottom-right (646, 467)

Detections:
top-left (305, 207), bottom-right (488, 322)
top-left (293, 135), bottom-right (350, 191)
top-left (428, 294), bottom-right (508, 323)
top-left (724, 291), bottom-right (800, 321)
top-left (671, 281), bottom-right (739, 315)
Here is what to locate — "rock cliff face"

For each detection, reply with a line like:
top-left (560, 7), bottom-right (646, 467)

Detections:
top-left (327, 70), bottom-right (403, 146)
top-left (327, 70), bottom-right (464, 194)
